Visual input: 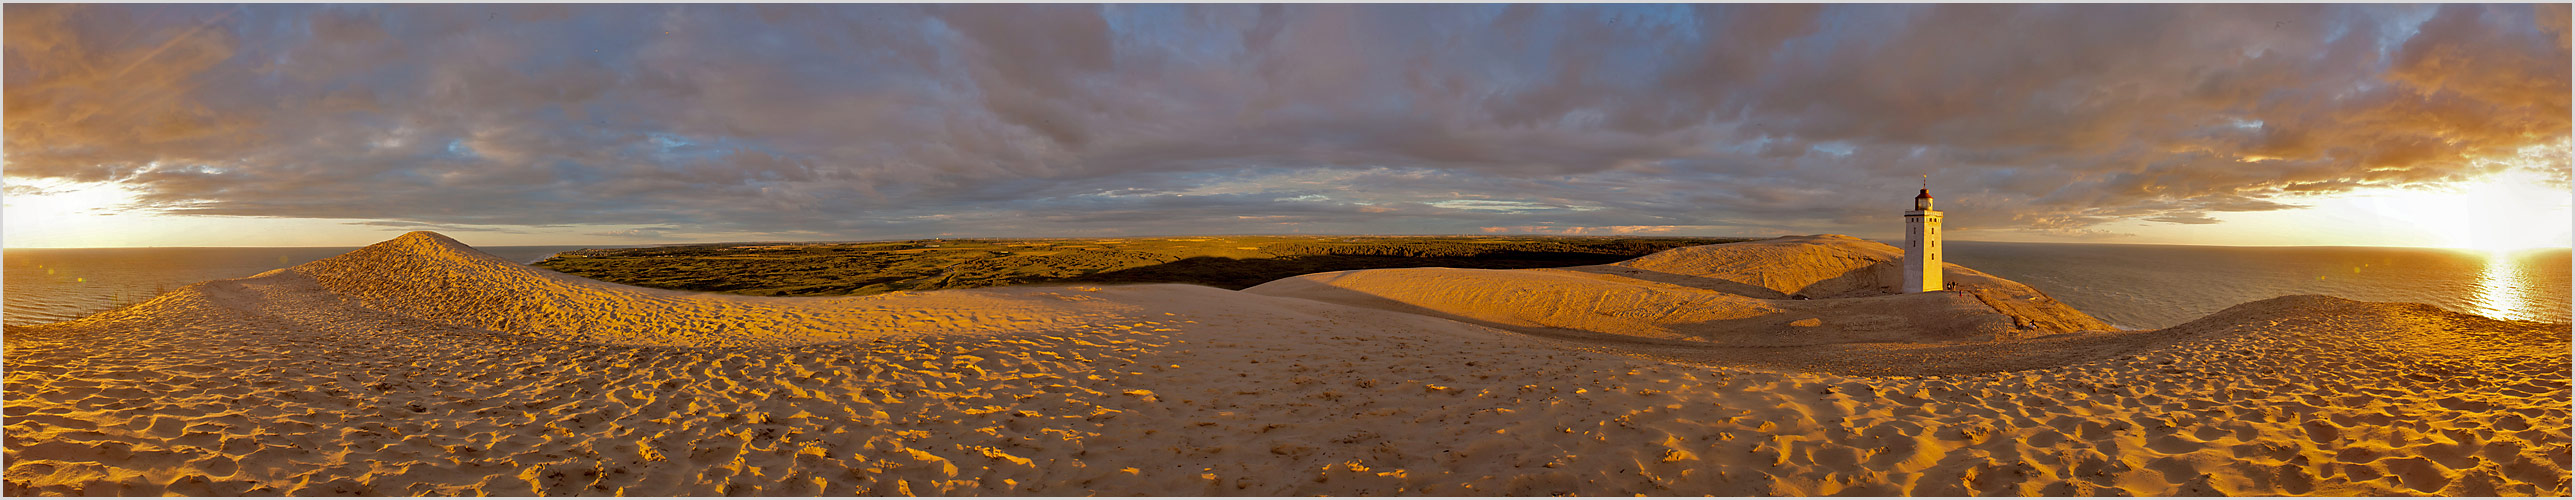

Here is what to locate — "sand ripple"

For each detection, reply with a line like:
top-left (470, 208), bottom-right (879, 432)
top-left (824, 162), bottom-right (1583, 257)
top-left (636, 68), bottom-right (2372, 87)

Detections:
top-left (5, 232), bottom-right (2566, 495)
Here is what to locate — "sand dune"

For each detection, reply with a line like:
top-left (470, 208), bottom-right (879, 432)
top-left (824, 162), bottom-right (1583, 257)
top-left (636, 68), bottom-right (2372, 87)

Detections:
top-left (288, 232), bottom-right (1135, 348)
top-left (1246, 234), bottom-right (2113, 346)
top-left (5, 232), bottom-right (2566, 495)
top-left (1598, 235), bottom-right (2112, 333)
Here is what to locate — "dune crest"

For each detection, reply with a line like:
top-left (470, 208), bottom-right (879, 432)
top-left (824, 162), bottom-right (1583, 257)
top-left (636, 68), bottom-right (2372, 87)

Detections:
top-left (1603, 234), bottom-right (1905, 298)
top-left (281, 231), bottom-right (1135, 348)
top-left (5, 232), bottom-right (2565, 496)
top-left (1606, 235), bottom-right (2111, 333)
top-left (1247, 234), bottom-right (2111, 346)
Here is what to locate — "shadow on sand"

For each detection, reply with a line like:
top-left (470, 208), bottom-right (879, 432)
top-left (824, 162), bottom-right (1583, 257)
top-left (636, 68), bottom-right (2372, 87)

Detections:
top-left (1040, 252), bottom-right (1669, 290)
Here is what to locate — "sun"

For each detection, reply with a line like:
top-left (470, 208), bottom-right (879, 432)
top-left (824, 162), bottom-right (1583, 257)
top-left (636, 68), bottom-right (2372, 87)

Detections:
top-left (2, 179), bottom-right (149, 247)
top-left (2356, 167), bottom-right (2574, 254)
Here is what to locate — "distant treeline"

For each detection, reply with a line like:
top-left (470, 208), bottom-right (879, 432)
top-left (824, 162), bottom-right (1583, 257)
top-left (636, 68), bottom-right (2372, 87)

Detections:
top-left (1258, 238), bottom-right (1739, 259)
top-left (536, 235), bottom-right (1753, 296)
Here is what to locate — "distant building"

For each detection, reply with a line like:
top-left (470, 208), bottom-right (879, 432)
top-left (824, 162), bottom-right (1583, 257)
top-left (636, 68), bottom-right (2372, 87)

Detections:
top-left (1904, 183), bottom-right (1944, 292)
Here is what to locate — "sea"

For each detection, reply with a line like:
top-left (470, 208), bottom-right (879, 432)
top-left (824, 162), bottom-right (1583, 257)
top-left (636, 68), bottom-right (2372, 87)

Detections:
top-left (1942, 241), bottom-right (2570, 329)
top-left (3, 242), bottom-right (2567, 330)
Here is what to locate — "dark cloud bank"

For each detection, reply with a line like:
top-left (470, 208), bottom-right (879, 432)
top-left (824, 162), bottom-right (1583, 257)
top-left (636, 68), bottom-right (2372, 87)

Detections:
top-left (6, 4), bottom-right (2567, 241)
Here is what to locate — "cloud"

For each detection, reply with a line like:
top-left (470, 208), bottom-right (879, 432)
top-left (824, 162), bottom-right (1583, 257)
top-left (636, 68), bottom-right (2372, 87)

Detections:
top-left (2145, 213), bottom-right (2223, 225)
top-left (2, 184), bottom-right (67, 197)
top-left (347, 220), bottom-right (535, 234)
top-left (589, 227), bottom-right (675, 239)
top-left (3, 4), bottom-right (2565, 242)
top-left (1480, 225), bottom-right (1693, 235)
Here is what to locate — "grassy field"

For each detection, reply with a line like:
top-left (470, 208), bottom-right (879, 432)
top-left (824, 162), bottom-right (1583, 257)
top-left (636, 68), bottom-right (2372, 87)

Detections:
top-left (533, 235), bottom-right (1751, 296)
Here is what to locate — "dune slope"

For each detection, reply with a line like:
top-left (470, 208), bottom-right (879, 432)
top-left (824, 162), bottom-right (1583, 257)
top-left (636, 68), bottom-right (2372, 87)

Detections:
top-left (288, 232), bottom-right (1130, 348)
top-left (1599, 235), bottom-right (2109, 334)
top-left (1248, 235), bottom-right (2112, 346)
top-left (5, 232), bottom-right (2566, 496)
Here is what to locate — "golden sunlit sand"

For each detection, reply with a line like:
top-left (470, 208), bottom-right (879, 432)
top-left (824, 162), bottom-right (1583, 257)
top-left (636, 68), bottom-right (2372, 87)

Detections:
top-left (1246, 235), bottom-right (2114, 348)
top-left (4, 232), bottom-right (2567, 495)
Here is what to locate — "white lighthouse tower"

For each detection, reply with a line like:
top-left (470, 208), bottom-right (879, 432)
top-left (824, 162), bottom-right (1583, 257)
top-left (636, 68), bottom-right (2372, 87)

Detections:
top-left (1904, 180), bottom-right (1944, 292)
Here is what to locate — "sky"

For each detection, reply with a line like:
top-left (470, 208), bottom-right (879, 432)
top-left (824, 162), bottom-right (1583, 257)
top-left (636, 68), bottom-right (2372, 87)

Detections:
top-left (4, 3), bottom-right (2570, 249)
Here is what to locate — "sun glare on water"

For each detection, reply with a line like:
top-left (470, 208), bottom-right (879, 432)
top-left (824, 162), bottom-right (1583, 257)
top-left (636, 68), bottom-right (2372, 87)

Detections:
top-left (2468, 251), bottom-right (2541, 322)
top-left (2326, 154), bottom-right (2575, 323)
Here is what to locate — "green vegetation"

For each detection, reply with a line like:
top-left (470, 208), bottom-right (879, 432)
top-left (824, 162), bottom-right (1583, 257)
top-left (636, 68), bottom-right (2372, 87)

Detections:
top-left (533, 235), bottom-right (1750, 296)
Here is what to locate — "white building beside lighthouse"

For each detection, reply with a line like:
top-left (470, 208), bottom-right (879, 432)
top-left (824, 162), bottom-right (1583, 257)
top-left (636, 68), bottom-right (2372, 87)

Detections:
top-left (1904, 185), bottom-right (1943, 292)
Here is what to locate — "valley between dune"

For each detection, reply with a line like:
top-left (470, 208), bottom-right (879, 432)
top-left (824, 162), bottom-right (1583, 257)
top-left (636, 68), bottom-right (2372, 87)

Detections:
top-left (4, 232), bottom-right (2566, 495)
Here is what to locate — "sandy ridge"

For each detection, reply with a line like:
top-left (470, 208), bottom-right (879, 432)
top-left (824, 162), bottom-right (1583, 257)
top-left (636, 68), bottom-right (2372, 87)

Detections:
top-left (4, 232), bottom-right (2566, 495)
top-left (1246, 234), bottom-right (2113, 347)
top-left (284, 232), bottom-right (1135, 348)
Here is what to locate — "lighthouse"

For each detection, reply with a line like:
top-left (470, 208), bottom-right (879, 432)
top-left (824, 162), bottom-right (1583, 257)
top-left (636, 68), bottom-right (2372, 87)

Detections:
top-left (1904, 181), bottom-right (1943, 292)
